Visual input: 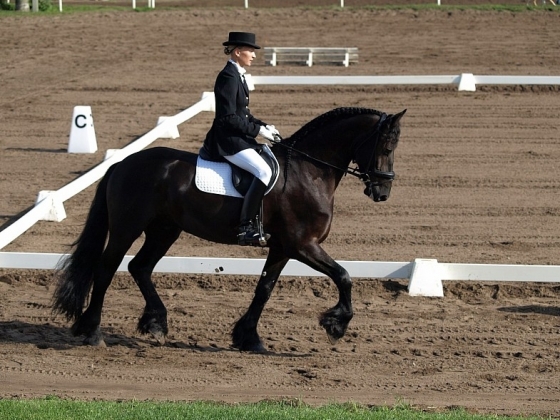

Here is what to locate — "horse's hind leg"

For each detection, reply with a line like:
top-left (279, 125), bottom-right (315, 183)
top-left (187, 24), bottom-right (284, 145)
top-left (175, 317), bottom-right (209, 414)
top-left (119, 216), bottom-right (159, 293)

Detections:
top-left (128, 220), bottom-right (181, 345)
top-left (72, 234), bottom-right (138, 346)
top-left (232, 247), bottom-right (289, 352)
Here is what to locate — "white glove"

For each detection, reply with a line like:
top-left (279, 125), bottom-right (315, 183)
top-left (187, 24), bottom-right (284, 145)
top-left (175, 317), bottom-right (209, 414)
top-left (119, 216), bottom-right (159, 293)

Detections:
top-left (266, 124), bottom-right (280, 136)
top-left (259, 125), bottom-right (275, 141)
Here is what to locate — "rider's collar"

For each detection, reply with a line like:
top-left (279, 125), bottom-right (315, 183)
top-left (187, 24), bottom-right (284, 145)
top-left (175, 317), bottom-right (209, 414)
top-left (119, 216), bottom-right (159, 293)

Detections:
top-left (228, 59), bottom-right (246, 75)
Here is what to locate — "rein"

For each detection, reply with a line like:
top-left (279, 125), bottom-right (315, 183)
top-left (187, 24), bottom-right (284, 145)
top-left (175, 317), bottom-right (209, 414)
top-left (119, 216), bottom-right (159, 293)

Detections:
top-left (271, 137), bottom-right (350, 175)
top-left (271, 113), bottom-right (392, 185)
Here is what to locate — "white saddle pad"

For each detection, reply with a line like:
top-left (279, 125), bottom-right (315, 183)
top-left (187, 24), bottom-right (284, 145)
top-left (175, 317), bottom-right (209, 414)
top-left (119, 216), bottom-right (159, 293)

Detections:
top-left (195, 157), bottom-right (243, 198)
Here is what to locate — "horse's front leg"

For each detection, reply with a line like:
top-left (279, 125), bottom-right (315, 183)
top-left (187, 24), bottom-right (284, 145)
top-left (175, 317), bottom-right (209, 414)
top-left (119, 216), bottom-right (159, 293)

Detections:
top-left (319, 263), bottom-right (353, 343)
top-left (232, 247), bottom-right (289, 352)
top-left (297, 245), bottom-right (354, 343)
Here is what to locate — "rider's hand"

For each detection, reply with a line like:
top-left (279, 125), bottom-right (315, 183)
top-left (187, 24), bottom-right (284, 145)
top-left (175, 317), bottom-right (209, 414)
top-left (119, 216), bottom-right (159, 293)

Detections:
top-left (266, 125), bottom-right (280, 136)
top-left (259, 125), bottom-right (275, 141)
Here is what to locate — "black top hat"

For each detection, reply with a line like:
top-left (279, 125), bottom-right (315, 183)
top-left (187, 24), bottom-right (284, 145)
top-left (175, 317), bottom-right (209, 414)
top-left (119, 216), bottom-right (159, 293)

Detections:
top-left (223, 32), bottom-right (261, 49)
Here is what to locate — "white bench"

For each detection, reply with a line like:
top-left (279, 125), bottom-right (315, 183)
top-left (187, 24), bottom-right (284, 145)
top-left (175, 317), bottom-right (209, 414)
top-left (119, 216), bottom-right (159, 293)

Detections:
top-left (264, 47), bottom-right (358, 67)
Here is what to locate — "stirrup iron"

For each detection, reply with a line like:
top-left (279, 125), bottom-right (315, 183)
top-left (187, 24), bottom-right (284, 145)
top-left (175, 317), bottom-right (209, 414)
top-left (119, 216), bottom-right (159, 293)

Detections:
top-left (237, 204), bottom-right (269, 247)
top-left (255, 213), bottom-right (268, 246)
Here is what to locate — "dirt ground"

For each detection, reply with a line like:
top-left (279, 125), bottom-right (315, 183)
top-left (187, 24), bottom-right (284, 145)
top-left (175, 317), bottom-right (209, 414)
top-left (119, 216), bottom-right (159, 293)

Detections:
top-left (1, 5), bottom-right (560, 417)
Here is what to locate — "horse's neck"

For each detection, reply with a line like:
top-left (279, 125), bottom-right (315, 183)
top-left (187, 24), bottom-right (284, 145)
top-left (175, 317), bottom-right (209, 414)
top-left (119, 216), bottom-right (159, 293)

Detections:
top-left (298, 127), bottom-right (358, 168)
top-left (277, 134), bottom-right (350, 192)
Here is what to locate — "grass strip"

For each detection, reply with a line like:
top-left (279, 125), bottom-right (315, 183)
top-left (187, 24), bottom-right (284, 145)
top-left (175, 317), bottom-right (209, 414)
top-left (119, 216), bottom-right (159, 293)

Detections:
top-left (0, 398), bottom-right (553, 420)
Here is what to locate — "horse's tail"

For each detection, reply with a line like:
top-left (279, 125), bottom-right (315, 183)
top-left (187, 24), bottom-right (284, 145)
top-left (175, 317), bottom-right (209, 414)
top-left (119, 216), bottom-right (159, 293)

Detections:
top-left (52, 164), bottom-right (117, 321)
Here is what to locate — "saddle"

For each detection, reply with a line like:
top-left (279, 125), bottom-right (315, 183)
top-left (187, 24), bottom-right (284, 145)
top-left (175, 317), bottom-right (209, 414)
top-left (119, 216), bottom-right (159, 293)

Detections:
top-left (196, 144), bottom-right (279, 197)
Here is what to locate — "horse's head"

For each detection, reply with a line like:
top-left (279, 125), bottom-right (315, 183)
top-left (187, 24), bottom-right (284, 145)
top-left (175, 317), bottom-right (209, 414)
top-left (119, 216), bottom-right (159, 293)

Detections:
top-left (354, 109), bottom-right (406, 202)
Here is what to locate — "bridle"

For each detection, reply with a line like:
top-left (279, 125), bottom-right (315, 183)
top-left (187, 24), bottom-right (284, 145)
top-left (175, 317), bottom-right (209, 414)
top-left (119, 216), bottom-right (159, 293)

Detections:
top-left (271, 112), bottom-right (394, 187)
top-left (350, 112), bottom-right (395, 188)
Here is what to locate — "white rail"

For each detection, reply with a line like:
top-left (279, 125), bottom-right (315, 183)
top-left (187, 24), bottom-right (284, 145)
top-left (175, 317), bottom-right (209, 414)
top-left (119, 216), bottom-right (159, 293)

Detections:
top-left (1, 253), bottom-right (558, 298)
top-left (0, 252), bottom-right (410, 278)
top-left (2, 253), bottom-right (558, 282)
top-left (248, 74), bottom-right (560, 91)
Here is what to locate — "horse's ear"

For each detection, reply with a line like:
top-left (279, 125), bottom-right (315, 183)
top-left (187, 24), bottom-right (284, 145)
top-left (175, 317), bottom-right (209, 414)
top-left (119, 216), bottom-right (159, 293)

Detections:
top-left (391, 109), bottom-right (407, 124)
top-left (384, 109), bottom-right (406, 129)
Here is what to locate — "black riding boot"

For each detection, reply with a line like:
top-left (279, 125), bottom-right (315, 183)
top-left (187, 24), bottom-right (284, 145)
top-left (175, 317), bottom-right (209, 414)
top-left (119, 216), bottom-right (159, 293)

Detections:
top-left (238, 177), bottom-right (268, 246)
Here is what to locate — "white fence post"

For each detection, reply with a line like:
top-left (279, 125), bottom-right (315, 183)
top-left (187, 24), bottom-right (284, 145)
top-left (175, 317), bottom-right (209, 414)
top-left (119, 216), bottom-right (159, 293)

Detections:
top-left (458, 73), bottom-right (476, 91)
top-left (408, 259), bottom-right (444, 297)
top-left (35, 191), bottom-right (67, 222)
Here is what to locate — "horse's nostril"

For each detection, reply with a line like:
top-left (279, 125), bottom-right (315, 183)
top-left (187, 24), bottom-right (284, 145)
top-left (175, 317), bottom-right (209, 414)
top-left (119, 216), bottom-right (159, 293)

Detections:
top-left (379, 195), bottom-right (388, 201)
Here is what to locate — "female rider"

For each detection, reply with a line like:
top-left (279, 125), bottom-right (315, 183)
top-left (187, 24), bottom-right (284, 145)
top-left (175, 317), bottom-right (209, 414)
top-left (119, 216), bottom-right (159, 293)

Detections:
top-left (202, 32), bottom-right (280, 246)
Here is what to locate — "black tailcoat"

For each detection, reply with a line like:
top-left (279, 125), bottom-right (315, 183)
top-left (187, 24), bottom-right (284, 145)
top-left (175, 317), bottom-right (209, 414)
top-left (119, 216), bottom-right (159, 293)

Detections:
top-left (202, 62), bottom-right (266, 159)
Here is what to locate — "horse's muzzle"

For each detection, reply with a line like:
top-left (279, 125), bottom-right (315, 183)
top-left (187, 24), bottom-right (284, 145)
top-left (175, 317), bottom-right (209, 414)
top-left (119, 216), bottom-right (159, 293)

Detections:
top-left (364, 182), bottom-right (391, 202)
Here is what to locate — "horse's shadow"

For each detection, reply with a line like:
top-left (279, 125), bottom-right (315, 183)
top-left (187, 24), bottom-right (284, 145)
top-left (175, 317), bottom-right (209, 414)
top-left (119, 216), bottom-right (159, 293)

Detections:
top-left (0, 320), bottom-right (152, 350)
top-left (497, 305), bottom-right (560, 317)
top-left (0, 321), bottom-right (310, 357)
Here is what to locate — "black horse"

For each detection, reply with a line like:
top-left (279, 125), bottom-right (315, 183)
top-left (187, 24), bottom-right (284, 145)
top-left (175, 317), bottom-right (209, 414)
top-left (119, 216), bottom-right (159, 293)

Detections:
top-left (53, 106), bottom-right (406, 351)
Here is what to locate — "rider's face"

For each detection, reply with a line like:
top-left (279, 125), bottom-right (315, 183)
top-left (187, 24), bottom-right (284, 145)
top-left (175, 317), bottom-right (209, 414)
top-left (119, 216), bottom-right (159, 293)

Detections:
top-left (233, 46), bottom-right (256, 68)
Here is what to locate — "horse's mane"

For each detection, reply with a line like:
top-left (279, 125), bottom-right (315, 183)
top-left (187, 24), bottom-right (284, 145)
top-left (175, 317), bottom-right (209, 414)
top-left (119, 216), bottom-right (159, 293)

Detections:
top-left (276, 107), bottom-right (383, 191)
top-left (283, 107), bottom-right (383, 146)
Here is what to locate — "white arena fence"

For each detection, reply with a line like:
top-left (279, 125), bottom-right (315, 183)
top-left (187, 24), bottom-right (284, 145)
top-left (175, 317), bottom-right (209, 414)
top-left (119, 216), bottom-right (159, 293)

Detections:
top-left (41, 0), bottom-right (544, 12)
top-left (44, 1), bottom-right (447, 13)
top-left (1, 74), bottom-right (560, 297)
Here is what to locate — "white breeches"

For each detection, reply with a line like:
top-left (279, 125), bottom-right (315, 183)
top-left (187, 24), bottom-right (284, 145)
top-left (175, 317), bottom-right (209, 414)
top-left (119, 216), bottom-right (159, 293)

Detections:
top-left (224, 148), bottom-right (272, 186)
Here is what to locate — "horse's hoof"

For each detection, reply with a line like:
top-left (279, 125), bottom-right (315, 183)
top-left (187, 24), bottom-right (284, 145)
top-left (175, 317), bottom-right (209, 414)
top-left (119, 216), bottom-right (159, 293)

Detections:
top-left (246, 342), bottom-right (267, 353)
top-left (145, 320), bottom-right (166, 345)
top-left (327, 333), bottom-right (340, 345)
top-left (138, 315), bottom-right (168, 342)
top-left (319, 309), bottom-right (352, 343)
top-left (83, 332), bottom-right (106, 347)
top-left (151, 329), bottom-right (166, 346)
top-left (83, 338), bottom-right (106, 347)
top-left (233, 340), bottom-right (267, 353)
top-left (239, 343), bottom-right (268, 354)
